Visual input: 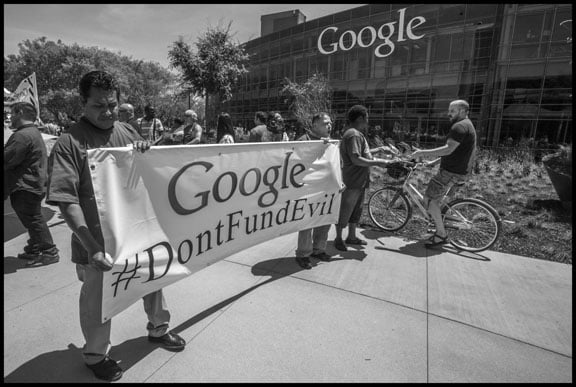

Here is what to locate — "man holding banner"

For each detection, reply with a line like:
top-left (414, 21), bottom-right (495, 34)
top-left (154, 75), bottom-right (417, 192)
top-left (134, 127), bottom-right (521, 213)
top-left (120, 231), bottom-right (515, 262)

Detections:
top-left (294, 112), bottom-right (334, 269)
top-left (45, 70), bottom-right (185, 382)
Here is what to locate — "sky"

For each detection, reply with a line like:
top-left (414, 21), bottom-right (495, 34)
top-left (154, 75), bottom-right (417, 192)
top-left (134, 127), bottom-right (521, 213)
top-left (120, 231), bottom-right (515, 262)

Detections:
top-left (4, 4), bottom-right (363, 69)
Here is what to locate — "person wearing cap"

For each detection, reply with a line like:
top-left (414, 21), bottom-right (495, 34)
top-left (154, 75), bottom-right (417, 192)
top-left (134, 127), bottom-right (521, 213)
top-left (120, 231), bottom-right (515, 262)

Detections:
top-left (136, 105), bottom-right (164, 141)
top-left (4, 101), bottom-right (60, 267)
top-left (183, 109), bottom-right (203, 144)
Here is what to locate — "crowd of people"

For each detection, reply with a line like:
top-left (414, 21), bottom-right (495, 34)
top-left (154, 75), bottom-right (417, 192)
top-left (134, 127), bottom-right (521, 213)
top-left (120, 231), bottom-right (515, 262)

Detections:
top-left (4, 69), bottom-right (478, 381)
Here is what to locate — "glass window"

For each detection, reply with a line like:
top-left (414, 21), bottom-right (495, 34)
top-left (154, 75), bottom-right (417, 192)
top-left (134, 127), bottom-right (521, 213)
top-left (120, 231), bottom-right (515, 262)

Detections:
top-left (403, 4), bottom-right (437, 27)
top-left (304, 19), bottom-right (319, 32)
top-left (549, 12), bottom-right (572, 58)
top-left (369, 4), bottom-right (390, 16)
top-left (317, 15), bottom-right (333, 29)
top-left (295, 57), bottom-right (308, 81)
top-left (334, 10), bottom-right (351, 23)
top-left (506, 62), bottom-right (545, 86)
top-left (390, 44), bottom-right (409, 76)
top-left (411, 40), bottom-right (427, 63)
top-left (374, 57), bottom-right (388, 78)
top-left (432, 35), bottom-right (451, 62)
top-left (465, 4), bottom-right (498, 21)
top-left (283, 61), bottom-right (293, 80)
top-left (545, 60), bottom-right (572, 79)
top-left (472, 30), bottom-right (492, 68)
top-left (351, 6), bottom-right (369, 19)
top-left (510, 44), bottom-right (540, 59)
top-left (437, 4), bottom-right (465, 26)
top-left (351, 15), bottom-right (369, 30)
top-left (451, 33), bottom-right (465, 60)
top-left (358, 49), bottom-right (372, 79)
top-left (513, 13), bottom-right (544, 43)
top-left (552, 8), bottom-right (572, 42)
top-left (279, 39), bottom-right (291, 57)
top-left (331, 52), bottom-right (347, 80)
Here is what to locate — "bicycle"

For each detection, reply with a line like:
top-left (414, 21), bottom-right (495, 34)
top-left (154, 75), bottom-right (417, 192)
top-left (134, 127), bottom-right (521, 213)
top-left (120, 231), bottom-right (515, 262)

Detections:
top-left (367, 156), bottom-right (502, 252)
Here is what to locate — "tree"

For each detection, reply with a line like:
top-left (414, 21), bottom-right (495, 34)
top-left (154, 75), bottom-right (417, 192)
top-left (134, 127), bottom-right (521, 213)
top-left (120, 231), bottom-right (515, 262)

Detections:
top-left (4, 37), bottom-right (179, 126)
top-left (168, 21), bottom-right (249, 128)
top-left (281, 73), bottom-right (333, 133)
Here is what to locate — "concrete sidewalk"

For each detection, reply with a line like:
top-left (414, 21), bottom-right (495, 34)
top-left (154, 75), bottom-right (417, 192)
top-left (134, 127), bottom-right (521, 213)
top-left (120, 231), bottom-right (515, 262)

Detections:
top-left (3, 200), bottom-right (572, 382)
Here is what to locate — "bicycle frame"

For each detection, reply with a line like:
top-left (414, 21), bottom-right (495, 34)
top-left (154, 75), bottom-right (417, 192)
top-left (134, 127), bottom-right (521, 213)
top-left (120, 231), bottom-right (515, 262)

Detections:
top-left (396, 165), bottom-right (433, 221)
top-left (397, 163), bottom-right (483, 230)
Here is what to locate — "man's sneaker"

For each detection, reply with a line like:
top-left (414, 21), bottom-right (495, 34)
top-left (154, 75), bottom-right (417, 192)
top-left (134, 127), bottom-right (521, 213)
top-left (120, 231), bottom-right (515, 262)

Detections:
top-left (25, 251), bottom-right (60, 267)
top-left (334, 238), bottom-right (347, 251)
top-left (295, 256), bottom-right (313, 269)
top-left (148, 331), bottom-right (186, 351)
top-left (18, 251), bottom-right (41, 260)
top-left (310, 252), bottom-right (332, 262)
top-left (345, 237), bottom-right (368, 246)
top-left (86, 356), bottom-right (123, 381)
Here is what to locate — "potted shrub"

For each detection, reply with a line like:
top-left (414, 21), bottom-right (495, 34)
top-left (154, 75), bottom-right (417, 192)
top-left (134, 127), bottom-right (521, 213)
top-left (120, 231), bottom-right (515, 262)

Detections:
top-left (542, 145), bottom-right (572, 210)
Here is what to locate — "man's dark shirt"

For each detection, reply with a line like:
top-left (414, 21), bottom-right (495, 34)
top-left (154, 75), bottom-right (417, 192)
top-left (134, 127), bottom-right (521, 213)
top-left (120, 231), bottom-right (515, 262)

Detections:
top-left (4, 123), bottom-right (48, 199)
top-left (340, 128), bottom-right (372, 189)
top-left (441, 117), bottom-right (477, 175)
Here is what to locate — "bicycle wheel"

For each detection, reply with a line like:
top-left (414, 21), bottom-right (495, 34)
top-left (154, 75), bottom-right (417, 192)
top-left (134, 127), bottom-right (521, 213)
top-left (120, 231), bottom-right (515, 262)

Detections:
top-left (443, 198), bottom-right (501, 252)
top-left (368, 186), bottom-right (412, 231)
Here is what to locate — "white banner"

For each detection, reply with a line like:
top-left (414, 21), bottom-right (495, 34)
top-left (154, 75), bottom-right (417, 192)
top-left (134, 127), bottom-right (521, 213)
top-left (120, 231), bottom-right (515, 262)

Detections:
top-left (88, 141), bottom-right (343, 322)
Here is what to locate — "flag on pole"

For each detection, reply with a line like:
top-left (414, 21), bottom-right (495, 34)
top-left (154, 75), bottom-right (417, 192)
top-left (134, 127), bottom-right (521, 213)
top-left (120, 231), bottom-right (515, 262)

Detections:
top-left (10, 72), bottom-right (40, 119)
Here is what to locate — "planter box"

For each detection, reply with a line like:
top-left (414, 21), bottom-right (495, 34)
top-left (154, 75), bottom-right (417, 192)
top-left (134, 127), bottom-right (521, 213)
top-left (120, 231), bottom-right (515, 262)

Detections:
top-left (544, 163), bottom-right (572, 209)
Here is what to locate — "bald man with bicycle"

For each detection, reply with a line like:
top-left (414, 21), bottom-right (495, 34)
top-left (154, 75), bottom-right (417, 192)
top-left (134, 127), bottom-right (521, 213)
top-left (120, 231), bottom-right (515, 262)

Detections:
top-left (410, 99), bottom-right (477, 247)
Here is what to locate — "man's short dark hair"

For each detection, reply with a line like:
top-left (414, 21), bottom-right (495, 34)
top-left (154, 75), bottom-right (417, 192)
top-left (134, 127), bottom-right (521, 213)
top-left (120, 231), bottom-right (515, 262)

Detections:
top-left (347, 105), bottom-right (368, 124)
top-left (255, 111), bottom-right (267, 123)
top-left (312, 112), bottom-right (330, 125)
top-left (11, 101), bottom-right (37, 120)
top-left (79, 70), bottom-right (120, 102)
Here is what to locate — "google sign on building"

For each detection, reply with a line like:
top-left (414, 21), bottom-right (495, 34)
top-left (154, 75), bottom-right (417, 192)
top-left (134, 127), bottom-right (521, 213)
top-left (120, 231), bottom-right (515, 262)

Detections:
top-left (317, 8), bottom-right (426, 57)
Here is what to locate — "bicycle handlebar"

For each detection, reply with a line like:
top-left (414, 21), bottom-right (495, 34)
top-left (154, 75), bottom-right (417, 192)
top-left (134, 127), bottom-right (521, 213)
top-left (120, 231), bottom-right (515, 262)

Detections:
top-left (389, 157), bottom-right (431, 169)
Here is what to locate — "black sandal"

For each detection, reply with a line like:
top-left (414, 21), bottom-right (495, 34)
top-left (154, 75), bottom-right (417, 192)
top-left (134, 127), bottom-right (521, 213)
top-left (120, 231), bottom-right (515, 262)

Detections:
top-left (424, 233), bottom-right (449, 247)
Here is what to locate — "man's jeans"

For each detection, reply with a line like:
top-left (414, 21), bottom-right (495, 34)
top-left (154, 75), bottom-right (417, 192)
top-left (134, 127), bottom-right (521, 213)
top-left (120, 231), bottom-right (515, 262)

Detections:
top-left (296, 225), bottom-right (331, 257)
top-left (10, 190), bottom-right (57, 252)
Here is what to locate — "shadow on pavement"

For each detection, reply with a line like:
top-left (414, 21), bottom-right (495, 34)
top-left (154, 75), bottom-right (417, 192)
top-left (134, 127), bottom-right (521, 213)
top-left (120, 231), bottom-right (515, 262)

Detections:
top-left (3, 256), bottom-right (26, 274)
top-left (171, 256), bottom-right (308, 335)
top-left (171, 250), bottom-right (366, 336)
top-left (3, 255), bottom-right (61, 275)
top-left (4, 344), bottom-right (90, 383)
top-left (360, 228), bottom-right (490, 261)
top-left (4, 338), bottom-right (166, 383)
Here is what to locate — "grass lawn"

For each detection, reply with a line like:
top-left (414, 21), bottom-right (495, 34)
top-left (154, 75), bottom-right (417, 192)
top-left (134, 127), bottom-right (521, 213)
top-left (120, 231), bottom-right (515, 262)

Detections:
top-left (360, 147), bottom-right (572, 264)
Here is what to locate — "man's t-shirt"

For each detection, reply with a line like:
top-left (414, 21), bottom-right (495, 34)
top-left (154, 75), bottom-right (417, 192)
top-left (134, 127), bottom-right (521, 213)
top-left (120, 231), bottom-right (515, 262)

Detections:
top-left (46, 117), bottom-right (143, 264)
top-left (136, 117), bottom-right (163, 141)
top-left (340, 128), bottom-right (372, 189)
top-left (441, 117), bottom-right (477, 175)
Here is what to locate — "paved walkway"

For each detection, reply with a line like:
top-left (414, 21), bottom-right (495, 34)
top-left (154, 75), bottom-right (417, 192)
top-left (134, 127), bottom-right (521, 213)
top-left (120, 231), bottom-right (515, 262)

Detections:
top-left (3, 199), bottom-right (572, 382)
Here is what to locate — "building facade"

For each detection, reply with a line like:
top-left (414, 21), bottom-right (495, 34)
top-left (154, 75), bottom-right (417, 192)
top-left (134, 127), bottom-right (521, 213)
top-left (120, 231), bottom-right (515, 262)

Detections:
top-left (224, 4), bottom-right (572, 146)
